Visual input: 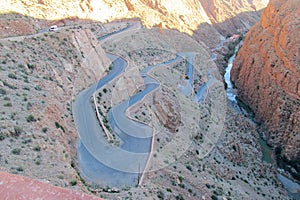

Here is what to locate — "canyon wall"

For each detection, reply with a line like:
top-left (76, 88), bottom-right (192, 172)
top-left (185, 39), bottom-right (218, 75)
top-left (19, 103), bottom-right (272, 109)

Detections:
top-left (231, 0), bottom-right (300, 175)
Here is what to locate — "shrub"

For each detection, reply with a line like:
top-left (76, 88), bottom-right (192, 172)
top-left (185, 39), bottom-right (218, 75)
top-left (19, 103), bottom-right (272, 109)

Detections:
top-left (21, 138), bottom-right (32, 144)
top-left (3, 102), bottom-right (12, 107)
top-left (23, 86), bottom-right (30, 91)
top-left (69, 180), bottom-right (77, 186)
top-left (16, 166), bottom-right (23, 172)
top-left (34, 85), bottom-right (42, 91)
top-left (12, 148), bottom-right (21, 155)
top-left (186, 165), bottom-right (193, 171)
top-left (8, 73), bottom-right (17, 79)
top-left (26, 102), bottom-right (32, 110)
top-left (0, 133), bottom-right (6, 141)
top-left (3, 96), bottom-right (10, 100)
top-left (157, 190), bottom-right (164, 199)
top-left (3, 81), bottom-right (17, 89)
top-left (26, 114), bottom-right (36, 122)
top-left (33, 145), bottom-right (41, 151)
top-left (42, 127), bottom-right (48, 133)
top-left (14, 126), bottom-right (23, 137)
top-left (178, 176), bottom-right (183, 182)
top-left (176, 194), bottom-right (184, 200)
top-left (70, 160), bottom-right (75, 168)
top-left (58, 175), bottom-right (64, 179)
top-left (211, 195), bottom-right (218, 200)
top-left (0, 88), bottom-right (6, 95)
top-left (27, 63), bottom-right (35, 70)
top-left (55, 122), bottom-right (65, 133)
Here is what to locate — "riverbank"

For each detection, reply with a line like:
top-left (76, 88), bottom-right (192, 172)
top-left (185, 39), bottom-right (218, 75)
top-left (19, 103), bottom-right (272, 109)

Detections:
top-left (224, 34), bottom-right (300, 199)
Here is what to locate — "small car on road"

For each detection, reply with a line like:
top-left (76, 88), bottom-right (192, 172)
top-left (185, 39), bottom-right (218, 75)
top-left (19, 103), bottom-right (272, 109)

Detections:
top-left (49, 25), bottom-right (58, 32)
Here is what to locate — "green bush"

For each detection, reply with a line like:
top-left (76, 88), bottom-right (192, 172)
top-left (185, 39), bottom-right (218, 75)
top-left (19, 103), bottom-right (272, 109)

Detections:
top-left (0, 133), bottom-right (6, 141)
top-left (55, 122), bottom-right (65, 133)
top-left (8, 73), bottom-right (17, 79)
top-left (34, 85), bottom-right (42, 91)
top-left (12, 148), bottom-right (21, 155)
top-left (186, 165), bottom-right (193, 171)
top-left (42, 127), bottom-right (48, 133)
top-left (33, 145), bottom-right (41, 151)
top-left (14, 126), bottom-right (23, 137)
top-left (176, 194), bottom-right (184, 200)
top-left (211, 195), bottom-right (218, 200)
top-left (16, 166), bottom-right (23, 172)
top-left (4, 102), bottom-right (12, 107)
top-left (3, 81), bottom-right (17, 89)
top-left (0, 88), bottom-right (6, 95)
top-left (26, 114), bottom-right (36, 122)
top-left (69, 180), bottom-right (77, 186)
top-left (157, 190), bottom-right (164, 199)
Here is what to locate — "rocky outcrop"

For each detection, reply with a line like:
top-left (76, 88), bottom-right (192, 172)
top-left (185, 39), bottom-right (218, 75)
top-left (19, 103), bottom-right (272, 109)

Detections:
top-left (199, 0), bottom-right (268, 33)
top-left (231, 0), bottom-right (300, 174)
top-left (71, 29), bottom-right (111, 94)
top-left (153, 87), bottom-right (180, 133)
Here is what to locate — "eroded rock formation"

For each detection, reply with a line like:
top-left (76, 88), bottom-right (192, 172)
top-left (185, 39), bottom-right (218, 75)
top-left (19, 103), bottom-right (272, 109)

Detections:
top-left (153, 87), bottom-right (181, 133)
top-left (231, 0), bottom-right (300, 176)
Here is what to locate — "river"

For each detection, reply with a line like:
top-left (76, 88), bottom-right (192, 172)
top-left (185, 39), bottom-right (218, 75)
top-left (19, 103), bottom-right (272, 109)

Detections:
top-left (223, 37), bottom-right (300, 198)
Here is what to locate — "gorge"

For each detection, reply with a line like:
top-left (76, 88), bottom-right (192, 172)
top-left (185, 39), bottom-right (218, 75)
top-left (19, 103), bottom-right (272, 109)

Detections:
top-left (0, 0), bottom-right (299, 199)
top-left (231, 0), bottom-right (300, 182)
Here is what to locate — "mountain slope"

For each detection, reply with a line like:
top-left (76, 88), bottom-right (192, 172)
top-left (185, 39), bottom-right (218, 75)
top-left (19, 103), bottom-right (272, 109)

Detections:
top-left (231, 0), bottom-right (300, 178)
top-left (0, 0), bottom-right (268, 36)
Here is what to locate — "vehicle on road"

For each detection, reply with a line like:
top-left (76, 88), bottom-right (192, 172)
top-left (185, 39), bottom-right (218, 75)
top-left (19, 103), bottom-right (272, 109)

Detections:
top-left (49, 25), bottom-right (58, 32)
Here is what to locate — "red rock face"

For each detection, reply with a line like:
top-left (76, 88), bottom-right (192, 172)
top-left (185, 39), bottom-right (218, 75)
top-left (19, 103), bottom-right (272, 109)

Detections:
top-left (0, 171), bottom-right (102, 200)
top-left (231, 0), bottom-right (300, 165)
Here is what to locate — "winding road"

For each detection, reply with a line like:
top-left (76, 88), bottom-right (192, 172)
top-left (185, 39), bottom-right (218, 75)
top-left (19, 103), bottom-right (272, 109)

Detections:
top-left (73, 22), bottom-right (184, 187)
top-left (74, 20), bottom-right (223, 187)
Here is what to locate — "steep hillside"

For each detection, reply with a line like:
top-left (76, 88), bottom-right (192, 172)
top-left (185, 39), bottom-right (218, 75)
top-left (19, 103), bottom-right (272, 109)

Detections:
top-left (0, 27), bottom-right (110, 188)
top-left (0, 0), bottom-right (267, 38)
top-left (2, 1), bottom-right (293, 199)
top-left (231, 0), bottom-right (300, 178)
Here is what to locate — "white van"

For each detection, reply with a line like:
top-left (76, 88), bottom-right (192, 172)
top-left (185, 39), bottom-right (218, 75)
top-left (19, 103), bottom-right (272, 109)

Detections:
top-left (49, 25), bottom-right (58, 32)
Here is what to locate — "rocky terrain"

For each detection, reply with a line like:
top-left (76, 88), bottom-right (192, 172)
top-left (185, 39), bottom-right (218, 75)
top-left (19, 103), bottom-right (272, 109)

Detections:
top-left (0, 25), bottom-right (110, 189)
top-left (231, 0), bottom-right (300, 180)
top-left (1, 0), bottom-right (268, 43)
top-left (1, 0), bottom-right (295, 199)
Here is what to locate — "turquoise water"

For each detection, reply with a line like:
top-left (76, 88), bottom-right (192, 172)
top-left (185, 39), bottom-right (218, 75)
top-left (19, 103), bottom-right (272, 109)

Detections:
top-left (224, 35), bottom-right (300, 198)
top-left (223, 38), bottom-right (274, 165)
top-left (258, 137), bottom-right (273, 164)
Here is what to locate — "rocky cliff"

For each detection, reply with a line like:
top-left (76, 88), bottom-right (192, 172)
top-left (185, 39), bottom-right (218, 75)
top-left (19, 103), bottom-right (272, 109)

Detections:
top-left (0, 0), bottom-right (268, 39)
top-left (231, 0), bottom-right (300, 177)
